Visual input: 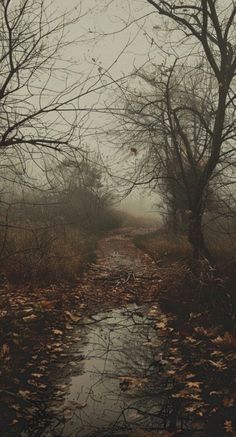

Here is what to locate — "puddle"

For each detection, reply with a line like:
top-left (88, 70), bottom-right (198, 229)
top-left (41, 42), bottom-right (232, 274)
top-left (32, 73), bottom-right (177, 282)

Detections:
top-left (108, 251), bottom-right (142, 271)
top-left (42, 306), bottom-right (172, 436)
top-left (97, 236), bottom-right (156, 276)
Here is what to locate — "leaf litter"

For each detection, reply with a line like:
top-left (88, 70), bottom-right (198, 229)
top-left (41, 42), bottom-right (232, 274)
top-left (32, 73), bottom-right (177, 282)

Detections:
top-left (0, 228), bottom-right (236, 435)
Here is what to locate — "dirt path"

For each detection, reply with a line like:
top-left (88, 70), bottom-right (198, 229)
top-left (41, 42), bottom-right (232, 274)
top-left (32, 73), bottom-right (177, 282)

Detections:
top-left (39, 228), bottom-right (177, 437)
top-left (1, 228), bottom-right (236, 436)
top-left (43, 228), bottom-right (236, 437)
top-left (78, 227), bottom-right (160, 311)
top-left (0, 227), bottom-right (162, 436)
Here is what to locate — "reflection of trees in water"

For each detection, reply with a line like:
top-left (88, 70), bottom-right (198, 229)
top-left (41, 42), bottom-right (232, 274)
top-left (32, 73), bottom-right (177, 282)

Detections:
top-left (98, 310), bottom-right (185, 435)
top-left (87, 309), bottom-right (188, 435)
top-left (43, 308), bottom-right (190, 437)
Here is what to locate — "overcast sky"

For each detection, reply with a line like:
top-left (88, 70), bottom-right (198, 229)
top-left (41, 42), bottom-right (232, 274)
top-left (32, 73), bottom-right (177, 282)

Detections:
top-left (53, 0), bottom-right (163, 215)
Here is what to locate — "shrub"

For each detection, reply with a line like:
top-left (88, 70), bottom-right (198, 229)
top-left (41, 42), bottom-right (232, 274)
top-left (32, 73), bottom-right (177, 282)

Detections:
top-left (0, 225), bottom-right (97, 284)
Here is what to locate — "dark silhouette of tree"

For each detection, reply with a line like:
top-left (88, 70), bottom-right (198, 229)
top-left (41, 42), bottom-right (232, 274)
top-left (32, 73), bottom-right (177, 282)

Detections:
top-left (0, 0), bottom-right (118, 180)
top-left (48, 156), bottom-right (116, 231)
top-left (141, 1), bottom-right (236, 259)
top-left (107, 1), bottom-right (236, 260)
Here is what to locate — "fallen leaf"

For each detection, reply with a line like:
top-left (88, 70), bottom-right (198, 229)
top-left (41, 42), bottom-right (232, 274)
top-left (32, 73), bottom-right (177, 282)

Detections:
top-left (187, 382), bottom-right (202, 390)
top-left (186, 404), bottom-right (199, 413)
top-left (148, 307), bottom-right (160, 317)
top-left (0, 310), bottom-right (7, 318)
top-left (223, 397), bottom-right (235, 407)
top-left (23, 314), bottom-right (37, 322)
top-left (194, 327), bottom-right (210, 337)
top-left (55, 384), bottom-right (67, 390)
top-left (40, 300), bottom-right (54, 309)
top-left (189, 312), bottom-right (202, 320)
top-left (212, 332), bottom-right (236, 349)
top-left (23, 307), bottom-right (34, 315)
top-left (38, 384), bottom-right (47, 389)
top-left (1, 343), bottom-right (10, 359)
top-left (186, 336), bottom-right (197, 344)
top-left (65, 311), bottom-right (81, 323)
top-left (208, 359), bottom-right (227, 370)
top-left (210, 390), bottom-right (223, 396)
top-left (19, 390), bottom-right (31, 399)
top-left (155, 321), bottom-right (166, 329)
top-left (224, 420), bottom-right (234, 433)
top-left (167, 370), bottom-right (176, 376)
top-left (119, 376), bottom-right (148, 390)
top-left (52, 329), bottom-right (63, 336)
top-left (186, 373), bottom-right (196, 380)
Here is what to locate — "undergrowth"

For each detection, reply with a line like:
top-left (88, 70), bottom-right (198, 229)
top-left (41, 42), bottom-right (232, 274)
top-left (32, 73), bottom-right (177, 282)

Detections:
top-left (134, 229), bottom-right (236, 333)
top-left (0, 226), bottom-right (97, 284)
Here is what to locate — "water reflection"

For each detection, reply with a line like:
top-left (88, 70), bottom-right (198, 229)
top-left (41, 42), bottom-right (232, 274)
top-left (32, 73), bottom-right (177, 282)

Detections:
top-left (108, 251), bottom-right (142, 271)
top-left (42, 306), bottom-right (182, 437)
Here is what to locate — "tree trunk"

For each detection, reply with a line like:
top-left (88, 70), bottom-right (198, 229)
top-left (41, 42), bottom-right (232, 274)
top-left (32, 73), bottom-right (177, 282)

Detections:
top-left (188, 211), bottom-right (210, 260)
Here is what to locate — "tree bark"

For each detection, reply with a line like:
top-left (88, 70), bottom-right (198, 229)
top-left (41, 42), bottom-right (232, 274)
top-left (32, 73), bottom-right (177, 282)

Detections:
top-left (188, 211), bottom-right (210, 260)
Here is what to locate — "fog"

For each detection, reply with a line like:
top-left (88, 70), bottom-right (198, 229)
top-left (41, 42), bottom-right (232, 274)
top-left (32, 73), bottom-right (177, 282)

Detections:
top-left (0, 2), bottom-right (236, 435)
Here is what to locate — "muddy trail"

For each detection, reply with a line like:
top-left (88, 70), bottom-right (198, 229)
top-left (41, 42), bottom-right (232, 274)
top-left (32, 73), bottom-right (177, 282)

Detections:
top-left (0, 227), bottom-right (162, 436)
top-left (0, 228), bottom-right (236, 436)
top-left (78, 227), bottom-right (160, 311)
top-left (39, 229), bottom-right (173, 437)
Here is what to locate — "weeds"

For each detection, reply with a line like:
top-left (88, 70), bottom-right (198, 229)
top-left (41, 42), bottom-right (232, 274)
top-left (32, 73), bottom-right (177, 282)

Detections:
top-left (0, 225), bottom-right (97, 284)
top-left (134, 228), bottom-right (236, 332)
top-left (134, 230), bottom-right (191, 264)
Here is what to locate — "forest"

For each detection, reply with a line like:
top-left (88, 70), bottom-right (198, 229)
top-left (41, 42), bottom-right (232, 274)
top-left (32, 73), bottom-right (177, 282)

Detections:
top-left (0, 1), bottom-right (236, 436)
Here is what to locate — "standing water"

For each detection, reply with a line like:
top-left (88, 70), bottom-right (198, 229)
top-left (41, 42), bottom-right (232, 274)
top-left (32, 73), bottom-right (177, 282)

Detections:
top-left (42, 305), bottom-right (173, 437)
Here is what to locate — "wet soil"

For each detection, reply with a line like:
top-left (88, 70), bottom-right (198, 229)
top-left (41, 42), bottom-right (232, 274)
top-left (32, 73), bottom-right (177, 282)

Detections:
top-left (0, 228), bottom-right (236, 436)
top-left (0, 228), bottom-right (160, 436)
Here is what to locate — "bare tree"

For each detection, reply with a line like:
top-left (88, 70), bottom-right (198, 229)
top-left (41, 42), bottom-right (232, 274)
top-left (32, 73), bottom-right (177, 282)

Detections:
top-left (107, 1), bottom-right (236, 260)
top-left (140, 1), bottom-right (236, 259)
top-left (0, 0), bottom-right (115, 181)
top-left (0, 0), bottom-right (128, 277)
top-left (45, 154), bottom-right (116, 231)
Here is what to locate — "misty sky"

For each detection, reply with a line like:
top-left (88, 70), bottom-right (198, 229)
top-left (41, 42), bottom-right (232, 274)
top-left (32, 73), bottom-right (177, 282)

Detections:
top-left (52, 0), bottom-right (163, 215)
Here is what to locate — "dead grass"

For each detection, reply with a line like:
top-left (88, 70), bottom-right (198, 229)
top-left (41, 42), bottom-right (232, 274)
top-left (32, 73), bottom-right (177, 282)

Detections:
top-left (0, 225), bottom-right (97, 284)
top-left (0, 209), bottom-right (158, 285)
top-left (134, 228), bottom-right (236, 332)
top-left (134, 230), bottom-right (192, 265)
top-left (205, 228), bottom-right (236, 274)
top-left (134, 227), bottom-right (236, 269)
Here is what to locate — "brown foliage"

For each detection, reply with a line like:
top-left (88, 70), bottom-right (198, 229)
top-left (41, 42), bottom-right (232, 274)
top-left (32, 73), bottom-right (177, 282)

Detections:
top-left (0, 226), bottom-right (97, 284)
